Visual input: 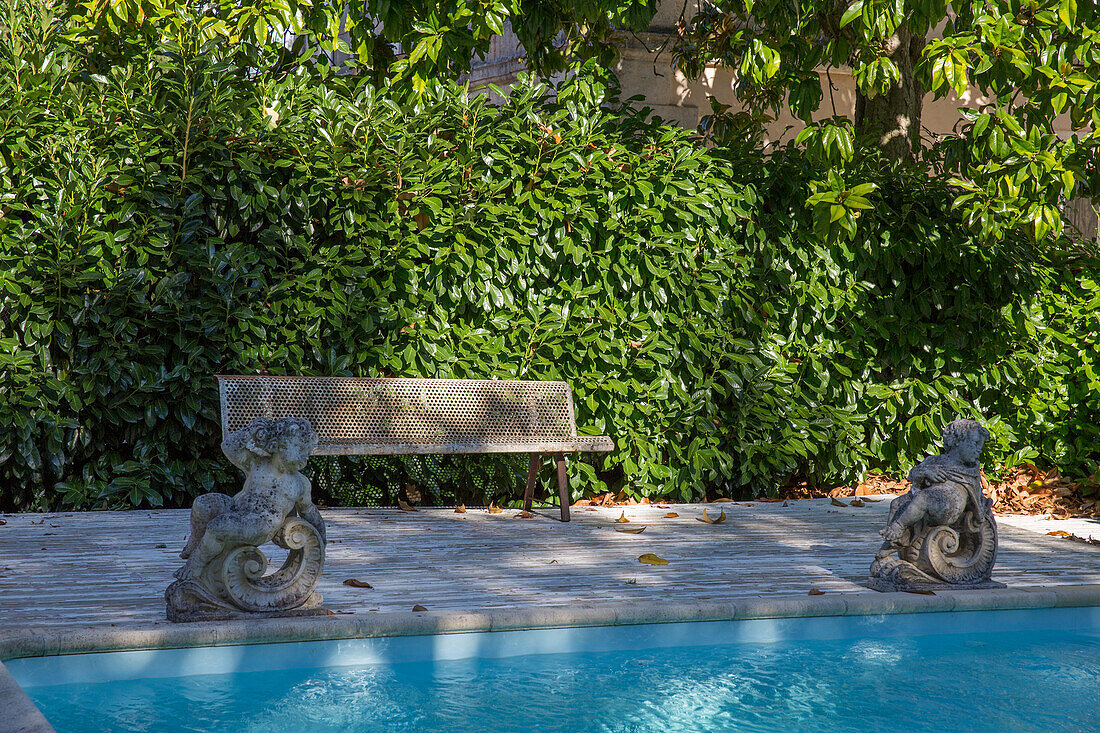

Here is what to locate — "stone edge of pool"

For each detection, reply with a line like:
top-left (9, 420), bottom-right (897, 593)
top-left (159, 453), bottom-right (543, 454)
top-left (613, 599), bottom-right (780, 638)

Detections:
top-left (4, 585), bottom-right (1100, 733)
top-left (4, 584), bottom-right (1100, 663)
top-left (0, 662), bottom-right (56, 733)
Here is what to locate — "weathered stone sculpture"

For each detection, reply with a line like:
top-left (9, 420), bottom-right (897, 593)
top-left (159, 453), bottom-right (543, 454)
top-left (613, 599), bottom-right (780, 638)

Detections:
top-left (869, 418), bottom-right (1003, 592)
top-left (166, 417), bottom-right (328, 621)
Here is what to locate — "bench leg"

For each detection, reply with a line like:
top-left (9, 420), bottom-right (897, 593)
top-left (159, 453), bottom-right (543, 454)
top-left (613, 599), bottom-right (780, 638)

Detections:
top-left (555, 452), bottom-right (570, 522)
top-left (523, 453), bottom-right (540, 512)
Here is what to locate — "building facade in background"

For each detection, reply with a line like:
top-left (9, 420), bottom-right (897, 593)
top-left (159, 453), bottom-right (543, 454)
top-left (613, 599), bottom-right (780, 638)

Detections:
top-left (466, 3), bottom-right (1098, 243)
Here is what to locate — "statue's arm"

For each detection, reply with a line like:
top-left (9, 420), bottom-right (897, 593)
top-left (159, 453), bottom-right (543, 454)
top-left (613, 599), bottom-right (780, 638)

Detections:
top-left (221, 418), bottom-right (268, 473)
top-left (908, 457), bottom-right (949, 487)
top-left (296, 494), bottom-right (327, 545)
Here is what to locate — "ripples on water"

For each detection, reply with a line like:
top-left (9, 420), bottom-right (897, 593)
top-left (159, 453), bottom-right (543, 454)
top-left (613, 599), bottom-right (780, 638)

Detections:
top-left (29, 629), bottom-right (1100, 732)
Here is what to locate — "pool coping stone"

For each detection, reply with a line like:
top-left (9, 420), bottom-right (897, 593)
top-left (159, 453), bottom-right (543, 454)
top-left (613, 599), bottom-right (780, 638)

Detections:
top-left (0, 662), bottom-right (57, 733)
top-left (3, 584), bottom-right (1099, 662)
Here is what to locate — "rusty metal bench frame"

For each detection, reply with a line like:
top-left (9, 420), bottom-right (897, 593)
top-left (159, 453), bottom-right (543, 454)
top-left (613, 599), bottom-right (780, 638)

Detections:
top-left (216, 376), bottom-right (614, 521)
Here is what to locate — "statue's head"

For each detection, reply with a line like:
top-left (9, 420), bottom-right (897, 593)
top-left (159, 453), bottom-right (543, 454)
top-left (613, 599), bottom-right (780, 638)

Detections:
top-left (942, 419), bottom-right (990, 466)
top-left (246, 417), bottom-right (318, 472)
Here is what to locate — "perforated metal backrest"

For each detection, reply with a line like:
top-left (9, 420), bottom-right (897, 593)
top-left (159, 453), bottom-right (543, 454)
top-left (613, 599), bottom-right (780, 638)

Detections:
top-left (217, 376), bottom-right (578, 449)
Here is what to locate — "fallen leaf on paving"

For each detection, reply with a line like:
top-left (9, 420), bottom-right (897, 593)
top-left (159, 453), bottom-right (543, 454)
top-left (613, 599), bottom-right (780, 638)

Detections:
top-left (0, 519), bottom-right (6, 525)
top-left (782, 501), bottom-right (789, 507)
top-left (343, 579), bottom-right (373, 589)
top-left (638, 553), bottom-right (669, 565)
top-left (697, 509), bottom-right (727, 524)
top-left (487, 502), bottom-right (503, 514)
top-left (808, 589), bottom-right (825, 595)
top-left (1045, 530), bottom-right (1100, 546)
top-left (616, 511), bottom-right (630, 523)
top-left (830, 498), bottom-right (848, 507)
top-left (862, 498), bottom-right (882, 503)
top-left (397, 498), bottom-right (417, 512)
top-left (412, 604), bottom-right (428, 612)
top-left (665, 512), bottom-right (679, 518)
top-left (714, 498), bottom-right (734, 503)
top-left (655, 505), bottom-right (670, 509)
top-left (904, 589), bottom-right (936, 595)
top-left (616, 526), bottom-right (646, 534)
top-left (155, 544), bottom-right (167, 549)
top-left (514, 510), bottom-right (536, 519)
top-left (454, 505), bottom-right (467, 513)
top-left (548, 559), bottom-right (559, 564)
top-left (849, 499), bottom-right (866, 507)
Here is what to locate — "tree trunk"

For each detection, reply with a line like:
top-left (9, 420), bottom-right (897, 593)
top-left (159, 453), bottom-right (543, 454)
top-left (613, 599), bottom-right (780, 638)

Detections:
top-left (854, 24), bottom-right (926, 163)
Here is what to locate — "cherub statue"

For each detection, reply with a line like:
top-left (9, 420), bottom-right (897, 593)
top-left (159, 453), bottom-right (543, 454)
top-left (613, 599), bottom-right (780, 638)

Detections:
top-left (166, 417), bottom-right (328, 621)
top-left (869, 418), bottom-right (1002, 591)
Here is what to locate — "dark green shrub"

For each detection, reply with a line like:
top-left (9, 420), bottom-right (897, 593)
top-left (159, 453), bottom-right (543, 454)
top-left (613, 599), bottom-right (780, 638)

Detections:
top-left (2, 6), bottom-right (1098, 511)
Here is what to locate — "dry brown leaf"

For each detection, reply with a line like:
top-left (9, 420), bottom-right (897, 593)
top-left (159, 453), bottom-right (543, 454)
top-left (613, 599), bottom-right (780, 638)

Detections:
top-left (862, 498), bottom-right (882, 503)
top-left (714, 498), bottom-right (734, 503)
top-left (514, 510), bottom-right (536, 519)
top-left (616, 511), bottom-right (630, 523)
top-left (397, 498), bottom-right (418, 512)
top-left (830, 498), bottom-right (848, 507)
top-left (1047, 530), bottom-right (1072, 537)
top-left (904, 589), bottom-right (936, 595)
top-left (665, 512), bottom-right (679, 518)
top-left (412, 604), bottom-right (428, 612)
top-left (849, 499), bottom-right (866, 507)
top-left (343, 579), bottom-right (373, 589)
top-left (487, 502), bottom-right (503, 514)
top-left (638, 553), bottom-right (669, 565)
top-left (616, 526), bottom-right (646, 534)
top-left (781, 501), bottom-right (789, 507)
top-left (655, 504), bottom-right (670, 509)
top-left (454, 505), bottom-right (467, 514)
top-left (0, 519), bottom-right (6, 526)
top-left (697, 509), bottom-right (727, 524)
top-left (808, 589), bottom-right (825, 596)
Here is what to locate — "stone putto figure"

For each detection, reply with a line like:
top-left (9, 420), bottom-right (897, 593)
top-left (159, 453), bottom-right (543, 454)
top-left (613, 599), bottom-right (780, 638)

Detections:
top-left (869, 418), bottom-right (1003, 591)
top-left (165, 417), bottom-right (328, 621)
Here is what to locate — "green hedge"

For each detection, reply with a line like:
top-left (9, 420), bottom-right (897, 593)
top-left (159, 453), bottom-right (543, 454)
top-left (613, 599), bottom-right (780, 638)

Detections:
top-left (2, 12), bottom-right (1098, 510)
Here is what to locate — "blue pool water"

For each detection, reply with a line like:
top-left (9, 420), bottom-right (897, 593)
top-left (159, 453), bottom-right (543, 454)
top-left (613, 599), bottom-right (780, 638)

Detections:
top-left (8, 607), bottom-right (1100, 732)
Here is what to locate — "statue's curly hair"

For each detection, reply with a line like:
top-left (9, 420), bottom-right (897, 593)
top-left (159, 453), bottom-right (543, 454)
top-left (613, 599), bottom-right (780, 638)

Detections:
top-left (248, 417), bottom-right (318, 455)
top-left (942, 418), bottom-right (990, 450)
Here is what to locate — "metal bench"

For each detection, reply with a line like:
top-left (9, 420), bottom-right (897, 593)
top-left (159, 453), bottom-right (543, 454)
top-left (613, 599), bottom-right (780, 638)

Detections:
top-left (216, 376), bottom-right (614, 521)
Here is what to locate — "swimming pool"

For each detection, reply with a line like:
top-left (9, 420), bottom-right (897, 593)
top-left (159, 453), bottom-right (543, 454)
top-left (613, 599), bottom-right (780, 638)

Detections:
top-left (8, 606), bottom-right (1100, 732)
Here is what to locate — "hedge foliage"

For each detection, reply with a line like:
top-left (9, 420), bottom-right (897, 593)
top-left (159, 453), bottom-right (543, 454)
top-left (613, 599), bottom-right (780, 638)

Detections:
top-left (2, 8), bottom-right (1099, 510)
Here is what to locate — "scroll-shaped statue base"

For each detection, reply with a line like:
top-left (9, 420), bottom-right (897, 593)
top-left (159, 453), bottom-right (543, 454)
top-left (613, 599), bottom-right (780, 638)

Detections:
top-left (166, 517), bottom-right (327, 622)
top-left (869, 419), bottom-right (1004, 593)
top-left (166, 417), bottom-right (329, 622)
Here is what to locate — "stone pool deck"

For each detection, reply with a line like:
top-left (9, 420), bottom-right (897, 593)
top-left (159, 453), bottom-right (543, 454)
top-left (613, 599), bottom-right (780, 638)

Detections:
top-left (2, 496), bottom-right (1099, 652)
